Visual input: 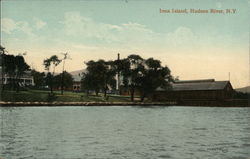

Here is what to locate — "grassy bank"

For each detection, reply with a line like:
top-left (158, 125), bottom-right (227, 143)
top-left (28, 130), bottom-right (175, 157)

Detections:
top-left (1, 90), bottom-right (133, 102)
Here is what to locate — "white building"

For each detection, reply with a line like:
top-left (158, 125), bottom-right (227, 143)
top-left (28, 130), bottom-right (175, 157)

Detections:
top-left (0, 70), bottom-right (34, 86)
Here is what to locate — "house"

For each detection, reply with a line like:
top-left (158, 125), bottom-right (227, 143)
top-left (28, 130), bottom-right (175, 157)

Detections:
top-left (73, 81), bottom-right (81, 92)
top-left (72, 73), bottom-right (82, 92)
top-left (1, 71), bottom-right (35, 86)
top-left (152, 79), bottom-right (234, 102)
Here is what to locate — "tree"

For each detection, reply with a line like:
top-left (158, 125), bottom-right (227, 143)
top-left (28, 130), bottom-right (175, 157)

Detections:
top-left (120, 54), bottom-right (144, 102)
top-left (2, 54), bottom-right (30, 92)
top-left (3, 54), bottom-right (16, 90)
top-left (81, 72), bottom-right (96, 96)
top-left (81, 60), bottom-right (116, 97)
top-left (139, 58), bottom-right (173, 102)
top-left (14, 55), bottom-right (30, 92)
top-left (31, 70), bottom-right (46, 88)
top-left (54, 71), bottom-right (73, 90)
top-left (43, 55), bottom-right (61, 93)
top-left (103, 60), bottom-right (116, 97)
top-left (60, 52), bottom-right (71, 95)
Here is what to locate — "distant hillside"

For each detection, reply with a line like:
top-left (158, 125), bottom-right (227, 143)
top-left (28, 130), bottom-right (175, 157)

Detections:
top-left (69, 69), bottom-right (85, 81)
top-left (235, 86), bottom-right (250, 93)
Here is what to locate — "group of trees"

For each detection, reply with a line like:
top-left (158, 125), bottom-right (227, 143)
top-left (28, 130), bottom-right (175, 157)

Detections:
top-left (31, 69), bottom-right (73, 91)
top-left (82, 54), bottom-right (173, 101)
top-left (82, 60), bottom-right (116, 97)
top-left (42, 55), bottom-right (73, 94)
top-left (1, 50), bottom-right (173, 102)
top-left (0, 52), bottom-right (74, 93)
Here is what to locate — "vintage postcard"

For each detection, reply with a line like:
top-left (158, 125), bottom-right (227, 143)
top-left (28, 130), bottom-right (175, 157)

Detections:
top-left (0, 0), bottom-right (249, 158)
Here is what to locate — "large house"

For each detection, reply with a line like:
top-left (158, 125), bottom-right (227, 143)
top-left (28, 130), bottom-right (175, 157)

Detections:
top-left (152, 79), bottom-right (234, 102)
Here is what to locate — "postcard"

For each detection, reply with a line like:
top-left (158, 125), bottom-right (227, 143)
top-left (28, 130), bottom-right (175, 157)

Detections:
top-left (0, 0), bottom-right (249, 158)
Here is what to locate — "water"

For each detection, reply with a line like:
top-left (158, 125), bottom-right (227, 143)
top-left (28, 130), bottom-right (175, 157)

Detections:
top-left (0, 106), bottom-right (250, 159)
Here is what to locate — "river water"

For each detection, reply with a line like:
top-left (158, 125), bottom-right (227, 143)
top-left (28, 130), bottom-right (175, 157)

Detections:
top-left (0, 106), bottom-right (250, 159)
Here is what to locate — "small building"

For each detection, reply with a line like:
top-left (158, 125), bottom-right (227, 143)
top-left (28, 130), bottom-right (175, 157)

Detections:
top-left (152, 79), bottom-right (234, 102)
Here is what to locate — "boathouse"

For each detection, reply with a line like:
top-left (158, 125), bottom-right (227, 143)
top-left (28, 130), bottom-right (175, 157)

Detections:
top-left (152, 79), bottom-right (234, 102)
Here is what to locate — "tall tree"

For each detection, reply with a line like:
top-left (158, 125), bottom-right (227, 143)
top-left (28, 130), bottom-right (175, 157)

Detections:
top-left (120, 54), bottom-right (144, 102)
top-left (139, 58), bottom-right (173, 102)
top-left (103, 60), bottom-right (116, 97)
top-left (31, 70), bottom-right (46, 88)
top-left (60, 52), bottom-right (71, 95)
top-left (14, 55), bottom-right (30, 92)
top-left (43, 55), bottom-right (61, 93)
top-left (54, 71), bottom-right (73, 90)
top-left (2, 54), bottom-right (30, 92)
top-left (3, 54), bottom-right (16, 90)
top-left (81, 60), bottom-right (116, 97)
top-left (81, 72), bottom-right (95, 96)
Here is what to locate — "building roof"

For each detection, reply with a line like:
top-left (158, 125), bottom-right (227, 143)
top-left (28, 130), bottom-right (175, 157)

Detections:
top-left (174, 79), bottom-right (215, 84)
top-left (156, 79), bottom-right (232, 91)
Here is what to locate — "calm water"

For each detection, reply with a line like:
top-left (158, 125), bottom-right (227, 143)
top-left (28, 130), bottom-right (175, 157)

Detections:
top-left (0, 106), bottom-right (250, 159)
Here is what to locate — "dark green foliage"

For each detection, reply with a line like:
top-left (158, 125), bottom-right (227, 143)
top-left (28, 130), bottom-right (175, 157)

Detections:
top-left (120, 55), bottom-right (173, 102)
top-left (120, 54), bottom-right (144, 101)
top-left (43, 55), bottom-right (61, 93)
top-left (81, 55), bottom-right (173, 102)
top-left (54, 71), bottom-right (73, 90)
top-left (2, 54), bottom-right (30, 92)
top-left (43, 55), bottom-right (61, 73)
top-left (139, 58), bottom-right (173, 101)
top-left (81, 59), bottom-right (116, 97)
top-left (31, 70), bottom-right (46, 88)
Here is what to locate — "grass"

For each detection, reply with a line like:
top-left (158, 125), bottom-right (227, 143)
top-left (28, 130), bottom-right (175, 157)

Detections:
top-left (0, 89), bottom-right (133, 102)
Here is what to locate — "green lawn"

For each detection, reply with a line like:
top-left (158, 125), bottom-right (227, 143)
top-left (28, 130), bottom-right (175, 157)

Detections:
top-left (0, 89), bottom-right (133, 102)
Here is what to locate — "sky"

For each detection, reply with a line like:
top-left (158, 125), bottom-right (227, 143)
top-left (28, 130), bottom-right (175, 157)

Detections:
top-left (1, 0), bottom-right (249, 88)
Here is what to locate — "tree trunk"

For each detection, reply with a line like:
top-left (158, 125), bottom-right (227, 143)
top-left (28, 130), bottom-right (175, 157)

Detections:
top-left (104, 85), bottom-right (107, 98)
top-left (50, 86), bottom-right (53, 94)
top-left (15, 75), bottom-right (20, 93)
top-left (130, 87), bottom-right (134, 102)
top-left (50, 75), bottom-right (54, 94)
top-left (50, 78), bottom-right (53, 94)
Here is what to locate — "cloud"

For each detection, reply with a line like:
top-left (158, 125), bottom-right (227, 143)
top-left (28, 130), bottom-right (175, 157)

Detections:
top-left (164, 26), bottom-right (197, 48)
top-left (1, 18), bottom-right (34, 36)
top-left (62, 12), bottom-right (156, 44)
top-left (61, 12), bottom-right (202, 50)
top-left (34, 18), bottom-right (47, 30)
top-left (17, 21), bottom-right (34, 36)
top-left (1, 18), bottom-right (17, 34)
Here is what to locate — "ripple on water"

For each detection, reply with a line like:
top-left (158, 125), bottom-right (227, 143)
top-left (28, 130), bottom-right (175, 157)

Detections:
top-left (150, 147), bottom-right (166, 152)
top-left (158, 154), bottom-right (172, 158)
top-left (192, 128), bottom-right (208, 131)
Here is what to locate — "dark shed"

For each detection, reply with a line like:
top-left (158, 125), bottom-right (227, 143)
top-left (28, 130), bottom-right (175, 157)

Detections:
top-left (153, 79), bottom-right (234, 101)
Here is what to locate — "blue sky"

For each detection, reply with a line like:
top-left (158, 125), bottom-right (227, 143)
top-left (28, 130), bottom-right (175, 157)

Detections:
top-left (1, 0), bottom-right (249, 88)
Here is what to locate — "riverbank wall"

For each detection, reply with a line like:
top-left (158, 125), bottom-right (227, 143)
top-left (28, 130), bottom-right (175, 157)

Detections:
top-left (0, 100), bottom-right (248, 107)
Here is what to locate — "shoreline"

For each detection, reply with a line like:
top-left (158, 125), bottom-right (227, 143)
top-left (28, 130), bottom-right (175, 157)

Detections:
top-left (0, 101), bottom-right (249, 107)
